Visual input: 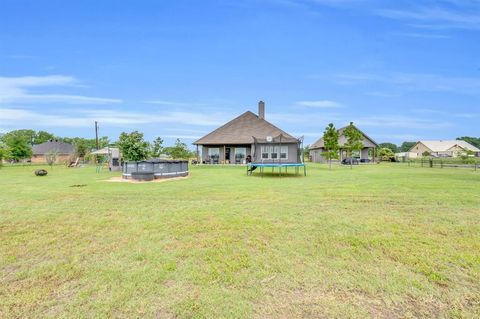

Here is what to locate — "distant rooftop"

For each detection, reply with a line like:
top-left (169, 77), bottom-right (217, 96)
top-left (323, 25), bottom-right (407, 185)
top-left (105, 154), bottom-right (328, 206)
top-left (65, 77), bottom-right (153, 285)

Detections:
top-left (413, 140), bottom-right (480, 152)
top-left (32, 140), bottom-right (74, 155)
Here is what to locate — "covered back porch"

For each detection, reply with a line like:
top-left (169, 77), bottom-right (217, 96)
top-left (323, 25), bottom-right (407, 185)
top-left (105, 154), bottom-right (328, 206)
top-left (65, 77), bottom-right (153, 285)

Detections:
top-left (340, 147), bottom-right (376, 162)
top-left (198, 144), bottom-right (252, 164)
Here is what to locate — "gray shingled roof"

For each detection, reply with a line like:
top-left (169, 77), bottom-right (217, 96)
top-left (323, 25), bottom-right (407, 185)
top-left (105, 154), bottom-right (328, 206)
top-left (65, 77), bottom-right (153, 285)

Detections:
top-left (32, 140), bottom-right (74, 155)
top-left (193, 111), bottom-right (298, 145)
top-left (310, 124), bottom-right (378, 149)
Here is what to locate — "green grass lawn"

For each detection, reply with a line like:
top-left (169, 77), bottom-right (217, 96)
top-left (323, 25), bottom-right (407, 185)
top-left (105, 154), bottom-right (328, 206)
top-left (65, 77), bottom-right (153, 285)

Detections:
top-left (1, 163), bottom-right (479, 318)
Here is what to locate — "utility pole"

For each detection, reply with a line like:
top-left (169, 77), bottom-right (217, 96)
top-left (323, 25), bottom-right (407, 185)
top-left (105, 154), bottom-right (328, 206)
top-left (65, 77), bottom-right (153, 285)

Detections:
top-left (95, 121), bottom-right (99, 150)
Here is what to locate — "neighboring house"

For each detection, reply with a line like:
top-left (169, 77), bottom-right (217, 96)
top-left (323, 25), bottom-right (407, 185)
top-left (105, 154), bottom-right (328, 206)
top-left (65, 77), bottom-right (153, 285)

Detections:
top-left (409, 140), bottom-right (480, 157)
top-left (31, 140), bottom-right (74, 164)
top-left (309, 123), bottom-right (378, 163)
top-left (193, 101), bottom-right (303, 164)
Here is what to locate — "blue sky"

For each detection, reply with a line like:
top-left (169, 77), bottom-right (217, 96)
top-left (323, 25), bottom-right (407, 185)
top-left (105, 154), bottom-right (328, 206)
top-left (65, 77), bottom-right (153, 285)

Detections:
top-left (1, 0), bottom-right (479, 147)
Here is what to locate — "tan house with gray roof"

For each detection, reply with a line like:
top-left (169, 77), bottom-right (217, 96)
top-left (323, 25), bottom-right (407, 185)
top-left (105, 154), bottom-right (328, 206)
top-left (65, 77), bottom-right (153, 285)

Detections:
top-left (309, 123), bottom-right (378, 163)
top-left (193, 101), bottom-right (302, 164)
top-left (409, 140), bottom-right (480, 157)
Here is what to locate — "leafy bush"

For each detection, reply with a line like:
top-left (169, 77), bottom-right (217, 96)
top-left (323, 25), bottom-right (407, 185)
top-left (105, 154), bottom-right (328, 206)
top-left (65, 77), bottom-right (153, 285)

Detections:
top-left (163, 139), bottom-right (193, 159)
top-left (378, 147), bottom-right (395, 161)
top-left (117, 131), bottom-right (150, 161)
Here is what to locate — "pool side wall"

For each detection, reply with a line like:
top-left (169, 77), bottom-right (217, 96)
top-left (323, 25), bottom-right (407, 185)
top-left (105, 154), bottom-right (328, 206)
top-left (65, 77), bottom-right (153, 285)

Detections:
top-left (122, 160), bottom-right (189, 179)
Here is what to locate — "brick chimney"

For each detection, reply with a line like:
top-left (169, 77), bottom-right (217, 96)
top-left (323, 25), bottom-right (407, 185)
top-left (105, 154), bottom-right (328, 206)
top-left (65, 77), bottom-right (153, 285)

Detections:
top-left (258, 101), bottom-right (265, 120)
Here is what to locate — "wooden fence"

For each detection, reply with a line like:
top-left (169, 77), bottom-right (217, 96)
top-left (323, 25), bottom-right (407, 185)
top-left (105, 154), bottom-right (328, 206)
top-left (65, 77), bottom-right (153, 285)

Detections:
top-left (403, 158), bottom-right (479, 171)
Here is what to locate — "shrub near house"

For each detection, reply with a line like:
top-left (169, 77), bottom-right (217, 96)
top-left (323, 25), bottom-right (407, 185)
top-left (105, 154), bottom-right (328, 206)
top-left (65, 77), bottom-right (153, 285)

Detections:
top-left (378, 147), bottom-right (395, 161)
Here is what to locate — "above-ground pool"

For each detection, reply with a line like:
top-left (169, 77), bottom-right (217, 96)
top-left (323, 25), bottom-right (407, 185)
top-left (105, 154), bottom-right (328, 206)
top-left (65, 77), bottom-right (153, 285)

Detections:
top-left (122, 159), bottom-right (189, 180)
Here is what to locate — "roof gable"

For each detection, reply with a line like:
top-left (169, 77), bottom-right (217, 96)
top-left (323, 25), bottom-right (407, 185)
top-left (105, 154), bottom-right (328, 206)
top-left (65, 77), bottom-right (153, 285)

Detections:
top-left (310, 124), bottom-right (378, 149)
top-left (193, 111), bottom-right (297, 145)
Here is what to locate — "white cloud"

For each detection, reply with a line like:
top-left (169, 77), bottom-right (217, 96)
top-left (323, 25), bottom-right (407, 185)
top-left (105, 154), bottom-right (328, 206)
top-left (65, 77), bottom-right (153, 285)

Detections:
top-left (296, 100), bottom-right (344, 108)
top-left (0, 108), bottom-right (92, 127)
top-left (335, 72), bottom-right (480, 95)
top-left (376, 5), bottom-right (480, 30)
top-left (0, 75), bottom-right (122, 105)
top-left (393, 32), bottom-right (450, 39)
top-left (267, 112), bottom-right (328, 124)
top-left (144, 100), bottom-right (190, 106)
top-left (364, 91), bottom-right (401, 98)
top-left (290, 132), bottom-right (323, 137)
top-left (412, 108), bottom-right (479, 119)
top-left (163, 134), bottom-right (202, 139)
top-left (0, 107), bottom-right (228, 128)
top-left (354, 115), bottom-right (453, 129)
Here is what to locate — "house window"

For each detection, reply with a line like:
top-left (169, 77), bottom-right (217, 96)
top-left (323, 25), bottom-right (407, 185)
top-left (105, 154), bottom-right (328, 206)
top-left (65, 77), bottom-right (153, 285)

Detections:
top-left (235, 148), bottom-right (246, 163)
top-left (260, 146), bottom-right (288, 160)
top-left (261, 146), bottom-right (271, 159)
top-left (235, 148), bottom-right (246, 158)
top-left (280, 146), bottom-right (288, 159)
top-left (271, 146), bottom-right (278, 159)
top-left (208, 148), bottom-right (219, 157)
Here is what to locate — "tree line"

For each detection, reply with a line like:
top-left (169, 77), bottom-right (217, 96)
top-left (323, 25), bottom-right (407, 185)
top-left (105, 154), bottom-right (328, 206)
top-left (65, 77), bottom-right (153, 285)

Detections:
top-left (0, 129), bottom-right (195, 163)
top-left (116, 131), bottom-right (195, 161)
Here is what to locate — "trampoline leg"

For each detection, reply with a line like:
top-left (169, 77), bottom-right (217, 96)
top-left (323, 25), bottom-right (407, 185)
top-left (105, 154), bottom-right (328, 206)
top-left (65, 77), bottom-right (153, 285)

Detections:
top-left (304, 165), bottom-right (306, 176)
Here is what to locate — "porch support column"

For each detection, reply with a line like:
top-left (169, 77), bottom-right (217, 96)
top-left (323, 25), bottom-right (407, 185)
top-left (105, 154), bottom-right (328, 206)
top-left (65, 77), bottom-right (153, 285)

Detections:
top-left (224, 145), bottom-right (226, 165)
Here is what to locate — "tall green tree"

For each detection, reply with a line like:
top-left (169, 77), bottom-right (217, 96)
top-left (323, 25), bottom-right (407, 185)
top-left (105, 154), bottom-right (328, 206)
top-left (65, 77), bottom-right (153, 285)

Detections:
top-left (73, 140), bottom-right (89, 158)
top-left (150, 137), bottom-right (164, 158)
top-left (303, 144), bottom-right (310, 161)
top-left (343, 122), bottom-right (363, 169)
top-left (400, 141), bottom-right (416, 152)
top-left (7, 135), bottom-right (32, 161)
top-left (35, 131), bottom-right (55, 144)
top-left (0, 129), bottom-right (57, 145)
top-left (61, 136), bottom-right (109, 153)
top-left (1, 129), bottom-right (36, 146)
top-left (117, 131), bottom-right (150, 161)
top-left (163, 139), bottom-right (192, 159)
top-left (323, 123), bottom-right (339, 169)
top-left (378, 142), bottom-right (398, 153)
